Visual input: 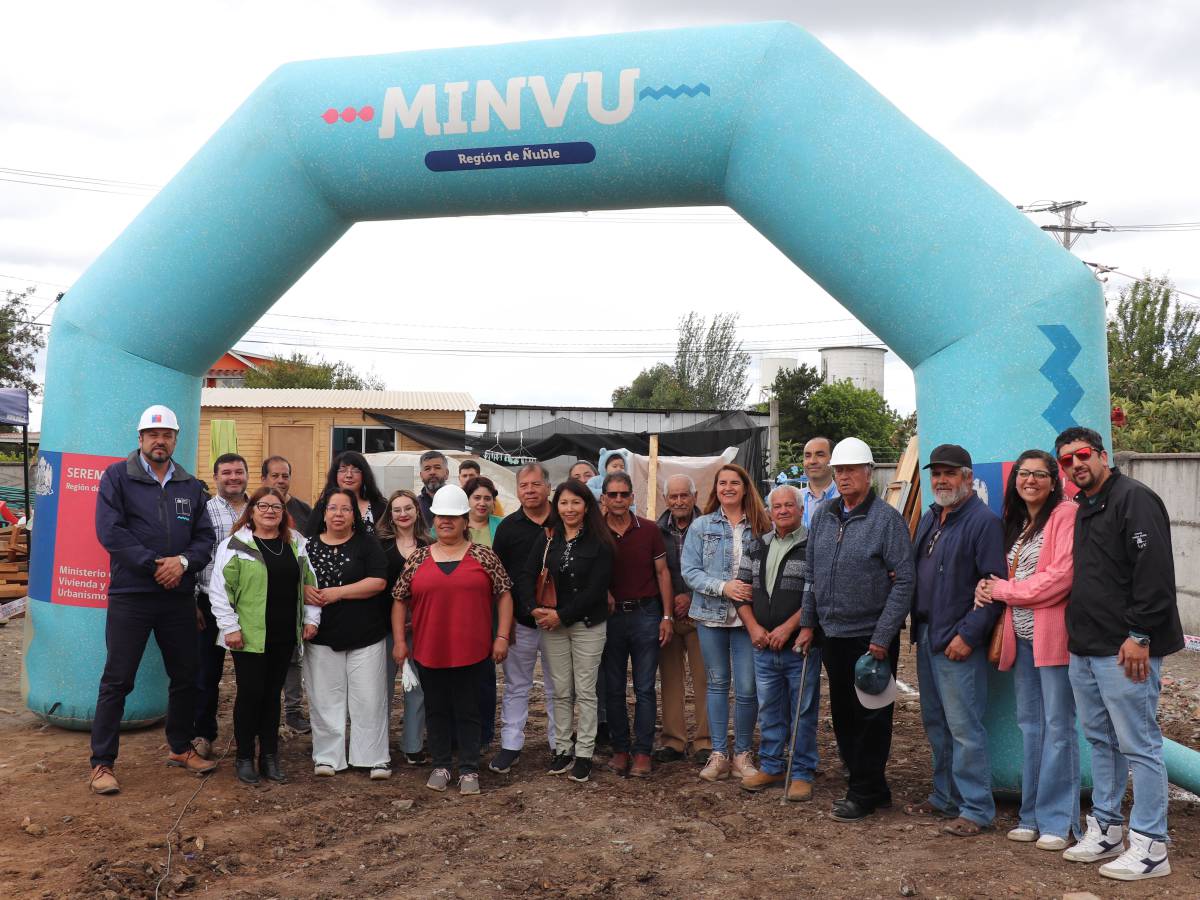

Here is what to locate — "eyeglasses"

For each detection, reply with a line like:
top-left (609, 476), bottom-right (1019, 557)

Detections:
top-left (337, 465), bottom-right (361, 474)
top-left (1057, 447), bottom-right (1096, 469)
top-left (255, 502), bottom-right (284, 512)
top-left (1015, 469), bottom-right (1053, 481)
top-left (605, 490), bottom-right (632, 499)
top-left (925, 527), bottom-right (943, 558)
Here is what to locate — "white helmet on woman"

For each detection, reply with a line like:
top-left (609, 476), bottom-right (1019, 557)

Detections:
top-left (429, 483), bottom-right (470, 515)
top-left (829, 436), bottom-right (874, 466)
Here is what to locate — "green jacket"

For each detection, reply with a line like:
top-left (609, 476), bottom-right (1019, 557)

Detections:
top-left (207, 526), bottom-right (318, 653)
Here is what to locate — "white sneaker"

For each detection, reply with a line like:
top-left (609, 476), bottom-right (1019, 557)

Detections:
top-left (369, 766), bottom-right (392, 780)
top-left (731, 751), bottom-right (759, 780)
top-left (698, 751), bottom-right (730, 782)
top-left (426, 767), bottom-right (451, 792)
top-left (1007, 827), bottom-right (1038, 842)
top-left (1062, 815), bottom-right (1124, 862)
top-left (1098, 830), bottom-right (1171, 881)
top-left (313, 764), bottom-right (336, 777)
top-left (1035, 834), bottom-right (1068, 851)
top-left (458, 773), bottom-right (481, 795)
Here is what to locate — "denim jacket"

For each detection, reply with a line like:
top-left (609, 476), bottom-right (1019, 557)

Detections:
top-left (681, 508), bottom-right (757, 623)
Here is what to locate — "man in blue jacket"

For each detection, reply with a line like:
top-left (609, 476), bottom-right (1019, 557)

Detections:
top-left (908, 444), bottom-right (1005, 836)
top-left (88, 405), bottom-right (217, 795)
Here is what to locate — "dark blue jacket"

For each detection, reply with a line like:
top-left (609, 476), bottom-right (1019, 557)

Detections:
top-left (95, 451), bottom-right (215, 597)
top-left (910, 493), bottom-right (1006, 653)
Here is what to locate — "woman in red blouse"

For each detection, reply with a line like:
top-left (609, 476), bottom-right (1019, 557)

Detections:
top-left (392, 484), bottom-right (513, 796)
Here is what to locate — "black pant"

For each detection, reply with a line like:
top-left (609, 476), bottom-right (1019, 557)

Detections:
top-left (90, 592), bottom-right (198, 769)
top-left (419, 659), bottom-right (490, 774)
top-left (230, 641), bottom-right (295, 760)
top-left (823, 634), bottom-right (901, 808)
top-left (479, 659), bottom-right (496, 746)
top-left (193, 592), bottom-right (227, 741)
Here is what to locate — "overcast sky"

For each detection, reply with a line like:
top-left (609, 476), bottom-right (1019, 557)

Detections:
top-left (3, 1), bottom-right (1197, 430)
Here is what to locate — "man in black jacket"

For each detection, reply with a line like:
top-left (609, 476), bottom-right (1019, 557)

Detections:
top-left (88, 405), bottom-right (217, 795)
top-left (1056, 426), bottom-right (1181, 881)
top-left (734, 484), bottom-right (818, 802)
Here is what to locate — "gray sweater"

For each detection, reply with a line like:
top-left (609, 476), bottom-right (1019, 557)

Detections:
top-left (800, 490), bottom-right (914, 646)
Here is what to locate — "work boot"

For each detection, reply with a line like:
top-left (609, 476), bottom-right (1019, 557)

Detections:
top-left (785, 780), bottom-right (813, 802)
top-left (259, 754), bottom-right (286, 783)
top-left (607, 752), bottom-right (630, 776)
top-left (89, 765), bottom-right (120, 795)
top-left (167, 749), bottom-right (218, 774)
top-left (698, 751), bottom-right (730, 782)
top-left (235, 758), bottom-right (259, 784)
top-left (191, 737), bottom-right (213, 759)
top-left (741, 771), bottom-right (786, 792)
top-left (629, 753), bottom-right (652, 777)
top-left (730, 751), bottom-right (759, 781)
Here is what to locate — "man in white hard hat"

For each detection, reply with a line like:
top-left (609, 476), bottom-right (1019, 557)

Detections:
top-left (796, 436), bottom-right (914, 822)
top-left (88, 405), bottom-right (218, 795)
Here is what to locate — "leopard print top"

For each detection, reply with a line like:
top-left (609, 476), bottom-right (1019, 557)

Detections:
top-left (392, 542), bottom-right (513, 603)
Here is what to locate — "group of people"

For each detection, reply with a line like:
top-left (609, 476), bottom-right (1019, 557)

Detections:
top-left (86, 408), bottom-right (1182, 883)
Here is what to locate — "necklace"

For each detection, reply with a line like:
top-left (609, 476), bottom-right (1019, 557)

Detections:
top-left (256, 534), bottom-right (286, 556)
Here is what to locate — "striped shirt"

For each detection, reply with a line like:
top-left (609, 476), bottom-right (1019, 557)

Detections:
top-left (1007, 526), bottom-right (1044, 641)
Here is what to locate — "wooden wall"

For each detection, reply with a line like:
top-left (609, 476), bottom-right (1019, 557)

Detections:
top-left (198, 407), bottom-right (464, 505)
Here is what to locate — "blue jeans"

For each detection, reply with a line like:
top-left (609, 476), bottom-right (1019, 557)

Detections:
top-left (753, 646), bottom-right (821, 781)
top-left (695, 625), bottom-right (758, 756)
top-left (1013, 639), bottom-right (1081, 838)
top-left (915, 623), bottom-right (995, 825)
top-left (1069, 653), bottom-right (1168, 841)
top-left (602, 603), bottom-right (662, 755)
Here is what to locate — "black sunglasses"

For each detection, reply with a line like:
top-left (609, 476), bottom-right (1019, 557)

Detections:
top-left (605, 490), bottom-right (632, 499)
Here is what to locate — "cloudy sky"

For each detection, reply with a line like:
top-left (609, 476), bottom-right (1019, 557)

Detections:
top-left (3, 1), bottom-right (1197, 429)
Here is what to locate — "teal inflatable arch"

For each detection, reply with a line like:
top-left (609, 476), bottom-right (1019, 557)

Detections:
top-left (27, 22), bottom-right (1118, 791)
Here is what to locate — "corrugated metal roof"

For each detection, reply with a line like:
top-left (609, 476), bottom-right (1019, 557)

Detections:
top-left (201, 388), bottom-right (476, 412)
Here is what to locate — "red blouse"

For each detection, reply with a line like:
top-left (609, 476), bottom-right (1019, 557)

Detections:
top-left (394, 544), bottom-right (512, 669)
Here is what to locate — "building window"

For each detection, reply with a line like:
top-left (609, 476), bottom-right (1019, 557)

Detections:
top-left (332, 426), bottom-right (396, 455)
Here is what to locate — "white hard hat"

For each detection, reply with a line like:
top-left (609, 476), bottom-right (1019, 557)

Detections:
top-left (429, 484), bottom-right (470, 516)
top-left (830, 436), bottom-right (874, 466)
top-left (138, 405), bottom-right (180, 432)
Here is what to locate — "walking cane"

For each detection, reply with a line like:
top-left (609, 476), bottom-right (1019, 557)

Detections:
top-left (780, 646), bottom-right (810, 806)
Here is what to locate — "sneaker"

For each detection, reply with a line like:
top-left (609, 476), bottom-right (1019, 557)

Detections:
top-left (404, 751), bottom-right (428, 766)
top-left (547, 752), bottom-right (574, 775)
top-left (191, 737), bottom-right (213, 760)
top-left (489, 748), bottom-right (521, 774)
top-left (730, 751), bottom-right (759, 780)
top-left (1036, 834), bottom-right (1068, 851)
top-left (89, 765), bottom-right (120, 795)
top-left (166, 749), bottom-right (218, 775)
top-left (698, 751), bottom-right (730, 782)
top-left (370, 766), bottom-right (392, 781)
top-left (426, 767), bottom-right (452, 792)
top-left (1063, 815), bottom-right (1124, 863)
top-left (1007, 826), bottom-right (1038, 842)
top-left (314, 764), bottom-right (336, 777)
top-left (1098, 829), bottom-right (1170, 881)
top-left (630, 753), bottom-right (652, 778)
top-left (458, 773), bottom-right (481, 796)
top-left (285, 713), bottom-right (311, 734)
top-left (652, 746), bottom-right (686, 763)
top-left (568, 758), bottom-right (593, 783)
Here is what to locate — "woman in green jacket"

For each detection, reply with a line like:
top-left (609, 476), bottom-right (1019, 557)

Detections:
top-left (208, 486), bottom-right (318, 784)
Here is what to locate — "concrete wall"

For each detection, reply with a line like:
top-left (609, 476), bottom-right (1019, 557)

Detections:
top-left (1114, 453), bottom-right (1200, 634)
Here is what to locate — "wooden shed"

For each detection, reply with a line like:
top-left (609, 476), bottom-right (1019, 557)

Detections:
top-left (199, 388), bottom-right (475, 505)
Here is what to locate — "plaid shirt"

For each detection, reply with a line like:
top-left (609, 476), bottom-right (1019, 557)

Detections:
top-left (199, 494), bottom-right (246, 593)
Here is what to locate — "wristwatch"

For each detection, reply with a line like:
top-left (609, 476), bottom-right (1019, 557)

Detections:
top-left (1128, 632), bottom-right (1150, 647)
top-left (663, 615), bottom-right (674, 622)
top-left (178, 555), bottom-right (189, 571)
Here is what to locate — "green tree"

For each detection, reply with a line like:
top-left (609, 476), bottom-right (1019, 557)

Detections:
top-left (765, 364), bottom-right (823, 443)
top-left (1112, 390), bottom-right (1200, 453)
top-left (612, 312), bottom-right (750, 409)
top-left (243, 352), bottom-right (385, 390)
top-left (804, 379), bottom-right (907, 462)
top-left (1, 288), bottom-right (46, 396)
top-left (1107, 274), bottom-right (1200, 403)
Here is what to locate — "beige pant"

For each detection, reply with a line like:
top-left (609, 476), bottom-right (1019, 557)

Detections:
top-left (658, 618), bottom-right (711, 753)
top-left (542, 621), bottom-right (607, 758)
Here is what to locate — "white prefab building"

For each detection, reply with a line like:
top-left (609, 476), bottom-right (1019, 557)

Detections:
top-left (819, 345), bottom-right (886, 394)
top-left (474, 404), bottom-right (771, 435)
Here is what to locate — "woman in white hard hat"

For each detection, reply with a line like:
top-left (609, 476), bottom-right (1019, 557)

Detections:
top-left (392, 484), bottom-right (514, 796)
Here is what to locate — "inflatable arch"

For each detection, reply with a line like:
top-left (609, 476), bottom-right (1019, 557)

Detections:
top-left (26, 21), bottom-right (1147, 791)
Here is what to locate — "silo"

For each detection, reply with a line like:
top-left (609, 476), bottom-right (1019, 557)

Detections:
top-left (819, 345), bottom-right (886, 394)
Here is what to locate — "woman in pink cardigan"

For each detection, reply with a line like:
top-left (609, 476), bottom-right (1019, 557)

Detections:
top-left (975, 449), bottom-right (1080, 851)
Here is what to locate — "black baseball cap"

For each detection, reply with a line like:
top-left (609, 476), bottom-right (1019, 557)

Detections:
top-left (923, 444), bottom-right (972, 469)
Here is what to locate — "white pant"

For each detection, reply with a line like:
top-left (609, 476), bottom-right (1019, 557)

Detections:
top-left (304, 639), bottom-right (389, 770)
top-left (499, 622), bottom-right (557, 752)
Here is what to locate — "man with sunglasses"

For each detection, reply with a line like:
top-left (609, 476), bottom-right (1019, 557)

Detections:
top-left (601, 471), bottom-right (674, 777)
top-left (1054, 426), bottom-right (1181, 881)
top-left (907, 444), bottom-right (1006, 837)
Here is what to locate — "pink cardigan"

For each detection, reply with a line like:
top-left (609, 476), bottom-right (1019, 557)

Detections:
top-left (991, 501), bottom-right (1077, 671)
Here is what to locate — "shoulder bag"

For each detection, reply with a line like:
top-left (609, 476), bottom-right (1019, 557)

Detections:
top-left (534, 527), bottom-right (558, 609)
top-left (987, 527), bottom-right (1030, 665)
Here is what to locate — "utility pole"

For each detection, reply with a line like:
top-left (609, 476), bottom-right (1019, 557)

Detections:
top-left (1017, 200), bottom-right (1097, 250)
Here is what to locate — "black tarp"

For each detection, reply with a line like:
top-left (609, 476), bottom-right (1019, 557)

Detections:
top-left (366, 411), bottom-right (768, 484)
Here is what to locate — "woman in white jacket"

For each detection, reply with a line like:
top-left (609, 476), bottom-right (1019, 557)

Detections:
top-left (208, 486), bottom-right (319, 784)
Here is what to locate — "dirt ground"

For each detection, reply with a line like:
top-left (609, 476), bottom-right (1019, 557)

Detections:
top-left (2, 616), bottom-right (1200, 899)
